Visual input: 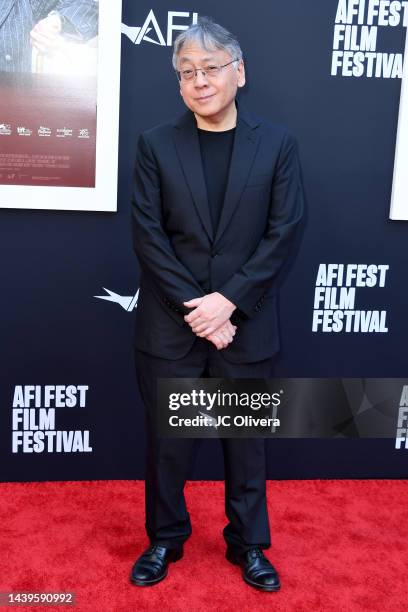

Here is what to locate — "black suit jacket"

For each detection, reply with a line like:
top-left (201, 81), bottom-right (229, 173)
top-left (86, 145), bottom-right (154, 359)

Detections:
top-left (131, 98), bottom-right (304, 363)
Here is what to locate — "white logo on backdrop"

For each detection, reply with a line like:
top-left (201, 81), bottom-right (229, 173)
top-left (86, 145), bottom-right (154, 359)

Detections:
top-left (121, 9), bottom-right (198, 46)
top-left (12, 385), bottom-right (92, 454)
top-left (95, 288), bottom-right (139, 311)
top-left (331, 0), bottom-right (407, 78)
top-left (312, 264), bottom-right (390, 333)
top-left (395, 385), bottom-right (408, 449)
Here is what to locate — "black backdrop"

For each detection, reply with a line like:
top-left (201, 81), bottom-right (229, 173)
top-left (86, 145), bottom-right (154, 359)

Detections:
top-left (1, 0), bottom-right (408, 482)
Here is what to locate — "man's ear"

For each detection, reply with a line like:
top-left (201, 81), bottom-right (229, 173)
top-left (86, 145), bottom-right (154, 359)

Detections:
top-left (237, 59), bottom-right (246, 88)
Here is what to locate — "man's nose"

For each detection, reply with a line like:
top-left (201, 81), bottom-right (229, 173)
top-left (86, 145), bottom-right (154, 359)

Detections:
top-left (194, 69), bottom-right (209, 86)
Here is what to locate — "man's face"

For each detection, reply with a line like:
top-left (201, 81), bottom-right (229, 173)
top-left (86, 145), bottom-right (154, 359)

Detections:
top-left (176, 42), bottom-right (245, 120)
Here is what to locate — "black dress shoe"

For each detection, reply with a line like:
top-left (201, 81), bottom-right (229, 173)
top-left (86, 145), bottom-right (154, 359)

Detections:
top-left (130, 544), bottom-right (183, 586)
top-left (226, 547), bottom-right (281, 591)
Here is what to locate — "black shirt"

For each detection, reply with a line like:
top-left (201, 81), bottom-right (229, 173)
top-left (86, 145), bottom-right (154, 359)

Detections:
top-left (197, 126), bottom-right (236, 234)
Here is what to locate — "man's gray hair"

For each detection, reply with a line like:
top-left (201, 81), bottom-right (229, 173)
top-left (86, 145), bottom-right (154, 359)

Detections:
top-left (172, 16), bottom-right (243, 71)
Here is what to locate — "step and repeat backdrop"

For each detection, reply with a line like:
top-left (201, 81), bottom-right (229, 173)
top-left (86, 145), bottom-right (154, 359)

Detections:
top-left (1, 0), bottom-right (408, 482)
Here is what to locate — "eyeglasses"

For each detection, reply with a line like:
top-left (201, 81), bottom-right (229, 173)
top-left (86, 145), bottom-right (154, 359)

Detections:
top-left (176, 58), bottom-right (240, 82)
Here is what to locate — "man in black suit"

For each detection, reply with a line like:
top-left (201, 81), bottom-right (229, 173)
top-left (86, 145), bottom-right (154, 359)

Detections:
top-left (130, 17), bottom-right (304, 591)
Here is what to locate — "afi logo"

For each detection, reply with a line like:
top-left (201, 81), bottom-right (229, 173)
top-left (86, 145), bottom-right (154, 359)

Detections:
top-left (95, 287), bottom-right (139, 311)
top-left (122, 9), bottom-right (198, 47)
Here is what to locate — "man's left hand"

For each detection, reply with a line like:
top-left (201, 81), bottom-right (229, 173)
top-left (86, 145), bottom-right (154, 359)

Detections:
top-left (183, 292), bottom-right (236, 336)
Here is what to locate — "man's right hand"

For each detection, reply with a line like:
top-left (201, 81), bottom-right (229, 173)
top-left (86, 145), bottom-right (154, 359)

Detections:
top-left (205, 319), bottom-right (237, 350)
top-left (30, 14), bottom-right (62, 54)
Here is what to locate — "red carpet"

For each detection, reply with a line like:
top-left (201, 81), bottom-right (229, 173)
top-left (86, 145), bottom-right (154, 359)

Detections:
top-left (0, 480), bottom-right (407, 611)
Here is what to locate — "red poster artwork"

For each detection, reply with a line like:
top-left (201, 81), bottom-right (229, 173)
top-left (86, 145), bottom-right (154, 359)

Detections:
top-left (0, 73), bottom-right (97, 188)
top-left (0, 1), bottom-right (99, 190)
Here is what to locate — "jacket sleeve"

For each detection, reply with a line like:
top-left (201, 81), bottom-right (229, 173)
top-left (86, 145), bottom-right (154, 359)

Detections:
top-left (218, 130), bottom-right (304, 319)
top-left (131, 132), bottom-right (206, 326)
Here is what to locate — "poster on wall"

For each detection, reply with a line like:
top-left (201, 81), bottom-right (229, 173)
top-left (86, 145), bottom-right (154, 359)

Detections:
top-left (0, 0), bottom-right (121, 212)
top-left (390, 26), bottom-right (408, 220)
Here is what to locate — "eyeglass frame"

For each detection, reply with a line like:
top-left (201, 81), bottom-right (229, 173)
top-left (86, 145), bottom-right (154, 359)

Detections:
top-left (175, 58), bottom-right (241, 82)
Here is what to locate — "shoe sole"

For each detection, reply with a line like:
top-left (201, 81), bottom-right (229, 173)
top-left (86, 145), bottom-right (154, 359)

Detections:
top-left (225, 549), bottom-right (281, 592)
top-left (130, 548), bottom-right (183, 587)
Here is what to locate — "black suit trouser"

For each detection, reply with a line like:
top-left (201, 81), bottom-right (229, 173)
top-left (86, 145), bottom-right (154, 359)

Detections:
top-left (134, 336), bottom-right (274, 555)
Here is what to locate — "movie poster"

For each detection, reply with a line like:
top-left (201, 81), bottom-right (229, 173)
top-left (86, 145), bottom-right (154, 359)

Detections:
top-left (390, 25), bottom-right (408, 220)
top-left (0, 0), bottom-right (121, 211)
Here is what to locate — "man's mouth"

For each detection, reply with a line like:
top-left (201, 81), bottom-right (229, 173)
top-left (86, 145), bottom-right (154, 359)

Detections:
top-left (196, 94), bottom-right (215, 101)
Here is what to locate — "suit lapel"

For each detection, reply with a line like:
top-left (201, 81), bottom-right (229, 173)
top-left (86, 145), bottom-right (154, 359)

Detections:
top-left (213, 101), bottom-right (260, 246)
top-left (172, 97), bottom-right (260, 246)
top-left (172, 110), bottom-right (214, 242)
